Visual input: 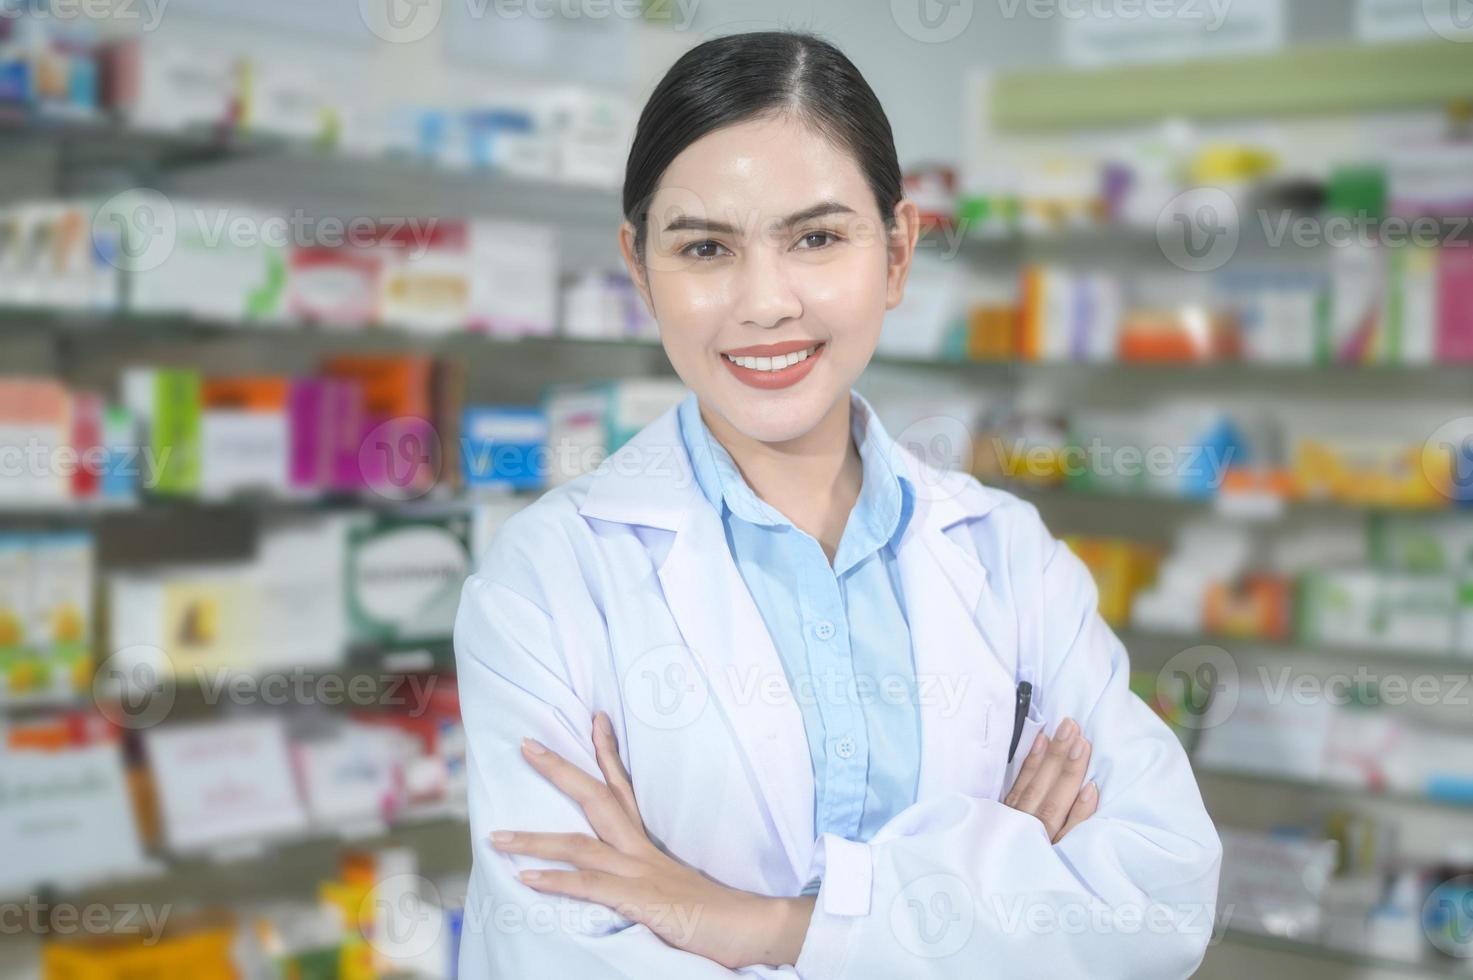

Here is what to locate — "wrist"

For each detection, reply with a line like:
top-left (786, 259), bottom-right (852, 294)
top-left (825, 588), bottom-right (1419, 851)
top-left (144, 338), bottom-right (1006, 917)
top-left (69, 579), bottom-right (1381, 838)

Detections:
top-left (741, 893), bottom-right (816, 968)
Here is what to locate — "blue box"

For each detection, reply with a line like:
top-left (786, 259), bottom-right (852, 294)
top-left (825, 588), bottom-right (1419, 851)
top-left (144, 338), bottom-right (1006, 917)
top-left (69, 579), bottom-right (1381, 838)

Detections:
top-left (462, 406), bottom-right (548, 491)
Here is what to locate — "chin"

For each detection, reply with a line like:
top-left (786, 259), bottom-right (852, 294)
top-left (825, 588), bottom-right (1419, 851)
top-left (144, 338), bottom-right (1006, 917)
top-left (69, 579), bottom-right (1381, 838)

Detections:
top-left (708, 382), bottom-right (848, 446)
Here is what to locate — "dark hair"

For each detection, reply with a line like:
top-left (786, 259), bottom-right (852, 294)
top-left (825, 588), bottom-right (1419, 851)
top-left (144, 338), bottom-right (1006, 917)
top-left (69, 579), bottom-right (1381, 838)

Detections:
top-left (622, 30), bottom-right (903, 259)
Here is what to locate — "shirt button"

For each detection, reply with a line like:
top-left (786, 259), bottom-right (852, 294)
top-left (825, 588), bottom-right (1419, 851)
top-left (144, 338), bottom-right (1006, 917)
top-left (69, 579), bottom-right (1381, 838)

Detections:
top-left (835, 736), bottom-right (856, 759)
top-left (813, 620), bottom-right (835, 640)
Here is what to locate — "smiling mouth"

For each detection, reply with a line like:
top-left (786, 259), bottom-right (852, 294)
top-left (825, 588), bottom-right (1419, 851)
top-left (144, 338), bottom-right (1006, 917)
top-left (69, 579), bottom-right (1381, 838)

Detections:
top-left (720, 343), bottom-right (824, 372)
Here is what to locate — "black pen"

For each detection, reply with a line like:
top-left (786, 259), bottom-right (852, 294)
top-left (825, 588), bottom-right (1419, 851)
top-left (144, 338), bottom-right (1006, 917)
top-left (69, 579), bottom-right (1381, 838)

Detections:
top-left (1007, 681), bottom-right (1033, 764)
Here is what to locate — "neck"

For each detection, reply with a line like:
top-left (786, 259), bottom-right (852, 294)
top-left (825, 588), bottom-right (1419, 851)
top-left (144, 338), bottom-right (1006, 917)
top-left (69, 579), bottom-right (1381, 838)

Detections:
top-left (698, 393), bottom-right (864, 562)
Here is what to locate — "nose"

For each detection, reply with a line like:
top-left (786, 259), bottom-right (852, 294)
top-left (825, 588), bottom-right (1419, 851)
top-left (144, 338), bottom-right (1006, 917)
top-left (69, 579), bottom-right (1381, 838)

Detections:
top-left (734, 248), bottom-right (802, 329)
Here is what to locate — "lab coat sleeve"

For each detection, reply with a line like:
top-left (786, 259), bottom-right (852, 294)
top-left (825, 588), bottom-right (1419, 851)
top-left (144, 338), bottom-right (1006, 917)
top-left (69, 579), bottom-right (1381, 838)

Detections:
top-left (793, 500), bottom-right (1223, 980)
top-left (453, 510), bottom-right (796, 979)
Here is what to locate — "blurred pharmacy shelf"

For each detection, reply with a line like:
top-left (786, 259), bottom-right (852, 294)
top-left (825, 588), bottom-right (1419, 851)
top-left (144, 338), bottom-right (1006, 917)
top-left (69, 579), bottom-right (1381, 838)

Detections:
top-left (988, 39), bottom-right (1473, 131)
top-left (1000, 480), bottom-right (1464, 524)
top-left (1196, 768), bottom-right (1473, 815)
top-left (1118, 629), bottom-right (1473, 674)
top-left (8, 309), bottom-right (1473, 391)
top-left (0, 491), bottom-right (524, 522)
top-left (0, 480), bottom-right (1459, 533)
top-left (1222, 925), bottom-right (1473, 979)
top-left (7, 805), bottom-right (467, 906)
top-left (0, 116), bottom-right (623, 225)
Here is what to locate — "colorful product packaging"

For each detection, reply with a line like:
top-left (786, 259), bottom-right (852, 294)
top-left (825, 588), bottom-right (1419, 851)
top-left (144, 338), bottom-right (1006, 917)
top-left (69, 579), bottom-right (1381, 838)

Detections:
top-left (344, 512), bottom-right (472, 650)
top-left (122, 368), bottom-right (202, 498)
top-left (199, 377), bottom-right (291, 500)
top-left (462, 406), bottom-right (548, 491)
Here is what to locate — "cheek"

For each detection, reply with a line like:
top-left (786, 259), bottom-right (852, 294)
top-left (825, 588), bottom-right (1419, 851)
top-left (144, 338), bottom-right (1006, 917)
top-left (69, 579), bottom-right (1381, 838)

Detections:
top-left (648, 274), bottom-right (729, 349)
top-left (657, 267), bottom-right (740, 315)
top-left (800, 250), bottom-right (890, 336)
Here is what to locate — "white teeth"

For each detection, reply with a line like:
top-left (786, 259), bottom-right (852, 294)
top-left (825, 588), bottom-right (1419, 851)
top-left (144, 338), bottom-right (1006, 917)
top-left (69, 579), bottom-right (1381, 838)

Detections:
top-left (726, 346), bottom-right (819, 371)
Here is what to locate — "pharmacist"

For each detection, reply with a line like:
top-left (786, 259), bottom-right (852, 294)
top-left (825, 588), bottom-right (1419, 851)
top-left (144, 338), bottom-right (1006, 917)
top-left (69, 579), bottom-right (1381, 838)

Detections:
top-left (454, 30), bottom-right (1221, 980)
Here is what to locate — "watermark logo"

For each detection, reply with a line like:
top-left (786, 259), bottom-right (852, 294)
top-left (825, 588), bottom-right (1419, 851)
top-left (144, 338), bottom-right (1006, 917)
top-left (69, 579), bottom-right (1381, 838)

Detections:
top-left (361, 417), bottom-right (444, 502)
top-left (360, 0), bottom-right (444, 42)
top-left (361, 874), bottom-right (444, 961)
top-left (996, 0), bottom-right (1234, 30)
top-left (0, 0), bottom-right (170, 32)
top-left (92, 645), bottom-right (176, 730)
top-left (1157, 188), bottom-right (1239, 272)
top-left (93, 190), bottom-right (177, 274)
top-left (1, 897), bottom-right (171, 944)
top-left (621, 644), bottom-right (709, 730)
top-left (891, 414), bottom-right (976, 504)
top-left (1155, 645), bottom-right (1237, 730)
top-left (1423, 416), bottom-right (1473, 503)
top-left (1423, 0), bottom-right (1473, 42)
top-left (360, 0), bottom-right (698, 43)
top-left (891, 873), bottom-right (975, 958)
top-left (892, 0), bottom-right (974, 42)
top-left (92, 646), bottom-right (441, 730)
top-left (1423, 875), bottom-right (1473, 958)
top-left (92, 192), bottom-right (443, 273)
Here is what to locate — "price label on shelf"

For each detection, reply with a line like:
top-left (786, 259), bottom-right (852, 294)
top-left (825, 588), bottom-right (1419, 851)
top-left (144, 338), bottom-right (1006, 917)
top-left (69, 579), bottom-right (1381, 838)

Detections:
top-left (0, 743), bottom-right (148, 893)
top-left (145, 717), bottom-right (309, 854)
top-left (1214, 491), bottom-right (1287, 523)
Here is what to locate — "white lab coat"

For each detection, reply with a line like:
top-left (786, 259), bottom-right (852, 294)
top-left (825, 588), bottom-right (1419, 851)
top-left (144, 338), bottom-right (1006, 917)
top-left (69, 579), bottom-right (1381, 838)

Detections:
top-left (453, 398), bottom-right (1222, 979)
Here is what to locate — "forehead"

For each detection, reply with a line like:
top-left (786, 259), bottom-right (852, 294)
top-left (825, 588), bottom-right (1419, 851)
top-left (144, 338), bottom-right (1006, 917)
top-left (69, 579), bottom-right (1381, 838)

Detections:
top-left (652, 114), bottom-right (874, 221)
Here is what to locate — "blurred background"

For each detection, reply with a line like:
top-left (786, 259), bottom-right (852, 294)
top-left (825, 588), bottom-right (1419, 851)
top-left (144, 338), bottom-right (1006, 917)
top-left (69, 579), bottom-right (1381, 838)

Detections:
top-left (2, 0), bottom-right (1473, 977)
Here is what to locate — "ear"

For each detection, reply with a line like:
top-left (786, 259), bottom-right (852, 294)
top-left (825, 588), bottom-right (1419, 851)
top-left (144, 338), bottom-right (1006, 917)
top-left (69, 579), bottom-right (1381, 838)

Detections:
top-left (618, 220), bottom-right (656, 318)
top-left (884, 198), bottom-right (921, 310)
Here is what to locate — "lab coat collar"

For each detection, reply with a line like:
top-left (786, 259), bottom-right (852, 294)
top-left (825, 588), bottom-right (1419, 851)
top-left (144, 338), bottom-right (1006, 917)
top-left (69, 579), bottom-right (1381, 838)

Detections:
top-left (674, 389), bottom-right (915, 570)
top-left (578, 390), bottom-right (1001, 539)
top-left (577, 392), bottom-right (1010, 878)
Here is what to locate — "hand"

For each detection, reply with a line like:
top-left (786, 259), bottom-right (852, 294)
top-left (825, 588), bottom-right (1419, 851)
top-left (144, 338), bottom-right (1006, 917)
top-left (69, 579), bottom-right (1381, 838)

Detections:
top-left (1003, 717), bottom-right (1098, 843)
top-left (491, 712), bottom-right (814, 970)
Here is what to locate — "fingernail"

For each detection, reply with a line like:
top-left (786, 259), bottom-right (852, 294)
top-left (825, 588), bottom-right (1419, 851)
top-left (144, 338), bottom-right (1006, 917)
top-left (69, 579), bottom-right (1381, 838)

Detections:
top-left (1069, 739), bottom-right (1085, 760)
top-left (595, 712), bottom-right (612, 737)
top-left (523, 738), bottom-right (547, 755)
top-left (1057, 719), bottom-right (1078, 741)
top-left (1030, 731), bottom-right (1047, 756)
top-left (1083, 781), bottom-right (1097, 797)
top-left (491, 831), bottom-right (514, 844)
top-left (520, 870), bottom-right (543, 882)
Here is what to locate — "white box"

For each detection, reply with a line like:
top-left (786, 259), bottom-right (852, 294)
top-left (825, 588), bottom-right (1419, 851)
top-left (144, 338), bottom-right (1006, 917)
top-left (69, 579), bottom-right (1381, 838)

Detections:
top-left (145, 717), bottom-right (309, 853)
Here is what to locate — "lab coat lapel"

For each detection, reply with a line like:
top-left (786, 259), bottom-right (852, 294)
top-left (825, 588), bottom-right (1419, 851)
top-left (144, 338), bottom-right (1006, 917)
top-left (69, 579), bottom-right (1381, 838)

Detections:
top-left (584, 405), bottom-right (814, 880)
top-left (897, 490), bottom-right (1019, 800)
top-left (655, 501), bottom-right (815, 880)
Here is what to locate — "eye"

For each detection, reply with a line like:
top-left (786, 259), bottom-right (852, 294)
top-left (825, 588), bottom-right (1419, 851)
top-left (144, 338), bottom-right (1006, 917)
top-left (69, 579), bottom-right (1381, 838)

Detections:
top-left (680, 240), bottom-right (731, 260)
top-left (795, 230), bottom-right (839, 250)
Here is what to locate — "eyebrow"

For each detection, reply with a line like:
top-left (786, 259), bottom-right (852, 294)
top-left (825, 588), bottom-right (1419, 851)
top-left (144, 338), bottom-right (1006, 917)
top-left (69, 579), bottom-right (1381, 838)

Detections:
top-left (661, 200), bottom-right (857, 236)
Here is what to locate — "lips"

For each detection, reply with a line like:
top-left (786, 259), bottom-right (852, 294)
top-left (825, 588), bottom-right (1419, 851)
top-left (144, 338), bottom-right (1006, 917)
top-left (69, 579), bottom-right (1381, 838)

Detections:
top-left (720, 341), bottom-right (825, 390)
top-left (722, 339), bottom-right (822, 358)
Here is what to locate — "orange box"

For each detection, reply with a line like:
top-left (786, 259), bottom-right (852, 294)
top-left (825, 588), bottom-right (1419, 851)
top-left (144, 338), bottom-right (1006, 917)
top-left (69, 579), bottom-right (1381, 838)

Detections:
top-left (966, 303), bottom-right (1020, 361)
top-left (321, 355), bottom-right (435, 419)
top-left (43, 917), bottom-right (236, 980)
top-left (202, 377), bottom-right (291, 412)
top-left (1204, 575), bottom-right (1294, 641)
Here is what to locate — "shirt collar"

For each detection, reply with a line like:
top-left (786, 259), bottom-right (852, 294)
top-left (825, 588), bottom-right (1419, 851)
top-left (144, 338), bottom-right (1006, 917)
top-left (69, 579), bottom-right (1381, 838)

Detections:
top-left (675, 389), bottom-right (915, 566)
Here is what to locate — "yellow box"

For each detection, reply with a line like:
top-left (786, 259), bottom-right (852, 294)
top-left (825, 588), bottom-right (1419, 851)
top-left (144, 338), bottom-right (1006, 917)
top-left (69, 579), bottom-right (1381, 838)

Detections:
top-left (43, 922), bottom-right (235, 980)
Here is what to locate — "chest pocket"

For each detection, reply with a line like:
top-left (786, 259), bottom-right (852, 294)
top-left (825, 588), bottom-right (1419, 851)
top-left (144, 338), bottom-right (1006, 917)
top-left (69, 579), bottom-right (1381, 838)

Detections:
top-left (995, 663), bottom-right (1044, 800)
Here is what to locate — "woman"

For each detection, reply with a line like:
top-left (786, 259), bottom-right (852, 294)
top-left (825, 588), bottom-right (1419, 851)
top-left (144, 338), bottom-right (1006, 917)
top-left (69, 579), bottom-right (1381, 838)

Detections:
top-left (453, 31), bottom-right (1221, 979)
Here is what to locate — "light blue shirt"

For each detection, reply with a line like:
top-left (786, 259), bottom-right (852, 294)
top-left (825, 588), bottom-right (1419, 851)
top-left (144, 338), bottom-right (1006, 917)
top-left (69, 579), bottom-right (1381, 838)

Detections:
top-left (676, 389), bottom-right (921, 882)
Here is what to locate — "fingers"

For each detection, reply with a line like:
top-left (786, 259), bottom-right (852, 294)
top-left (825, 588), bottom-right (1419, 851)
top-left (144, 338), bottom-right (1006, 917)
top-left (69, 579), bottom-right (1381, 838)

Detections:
top-left (519, 738), bottom-right (645, 852)
top-left (1003, 731), bottom-right (1048, 807)
top-left (592, 711), bottom-right (645, 832)
top-left (1007, 718), bottom-right (1093, 840)
top-left (515, 867), bottom-right (655, 925)
top-left (490, 830), bottom-right (643, 876)
top-left (1011, 718), bottom-right (1078, 815)
top-left (1054, 781), bottom-right (1099, 843)
top-left (1038, 735), bottom-right (1091, 840)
